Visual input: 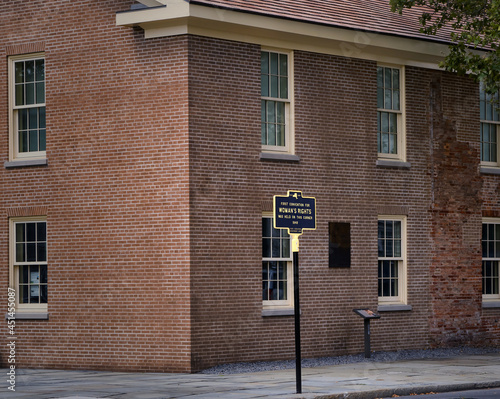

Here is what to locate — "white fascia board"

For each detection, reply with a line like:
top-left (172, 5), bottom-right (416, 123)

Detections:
top-left (135, 0), bottom-right (169, 7)
top-left (116, 1), bottom-right (457, 68)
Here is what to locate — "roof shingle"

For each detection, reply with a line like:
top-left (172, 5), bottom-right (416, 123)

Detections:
top-left (189, 0), bottom-right (450, 44)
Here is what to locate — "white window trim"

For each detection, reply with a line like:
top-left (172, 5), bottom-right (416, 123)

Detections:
top-left (378, 215), bottom-right (407, 306)
top-left (482, 217), bottom-right (500, 302)
top-left (261, 48), bottom-right (295, 156)
top-left (377, 64), bottom-right (406, 162)
top-left (480, 124), bottom-right (500, 169)
top-left (9, 216), bottom-right (48, 314)
top-left (262, 213), bottom-right (294, 310)
top-left (8, 53), bottom-right (46, 162)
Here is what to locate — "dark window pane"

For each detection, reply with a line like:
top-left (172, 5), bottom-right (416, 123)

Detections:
top-left (262, 238), bottom-right (270, 258)
top-left (35, 59), bottom-right (44, 81)
top-left (19, 266), bottom-right (29, 284)
top-left (26, 223), bottom-right (36, 241)
top-left (37, 222), bottom-right (46, 241)
top-left (15, 62), bottom-right (24, 84)
top-left (40, 285), bottom-right (48, 304)
top-left (40, 265), bottom-right (47, 284)
top-left (37, 243), bottom-right (46, 262)
top-left (16, 224), bottom-right (25, 243)
top-left (16, 244), bottom-right (25, 262)
top-left (26, 243), bottom-right (36, 262)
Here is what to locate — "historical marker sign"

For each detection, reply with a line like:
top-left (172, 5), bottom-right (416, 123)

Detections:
top-left (273, 190), bottom-right (316, 235)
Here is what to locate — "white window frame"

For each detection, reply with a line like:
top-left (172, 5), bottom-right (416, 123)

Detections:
top-left (482, 218), bottom-right (500, 302)
top-left (262, 213), bottom-right (293, 310)
top-left (377, 65), bottom-right (406, 161)
top-left (8, 53), bottom-right (46, 162)
top-left (9, 216), bottom-right (48, 313)
top-left (378, 215), bottom-right (407, 305)
top-left (261, 48), bottom-right (294, 155)
top-left (480, 85), bottom-right (500, 168)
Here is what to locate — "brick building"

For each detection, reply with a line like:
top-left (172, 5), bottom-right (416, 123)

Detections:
top-left (1, 0), bottom-right (499, 373)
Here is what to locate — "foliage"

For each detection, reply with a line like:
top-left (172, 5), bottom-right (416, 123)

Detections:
top-left (390, 0), bottom-right (500, 93)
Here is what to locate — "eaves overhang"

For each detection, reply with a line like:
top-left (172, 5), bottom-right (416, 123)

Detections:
top-left (117, 0), bottom-right (452, 69)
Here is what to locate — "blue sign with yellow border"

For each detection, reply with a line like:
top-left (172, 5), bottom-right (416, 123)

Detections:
top-left (273, 191), bottom-right (316, 235)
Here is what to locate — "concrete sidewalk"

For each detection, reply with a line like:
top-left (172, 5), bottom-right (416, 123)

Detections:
top-left (1, 352), bottom-right (500, 399)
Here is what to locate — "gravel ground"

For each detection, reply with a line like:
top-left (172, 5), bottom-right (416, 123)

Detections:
top-left (200, 346), bottom-right (500, 374)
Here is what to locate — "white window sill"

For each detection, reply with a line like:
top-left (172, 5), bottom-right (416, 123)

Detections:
top-left (376, 159), bottom-right (411, 169)
top-left (5, 159), bottom-right (48, 168)
top-left (378, 304), bottom-right (412, 312)
top-left (5, 312), bottom-right (49, 320)
top-left (262, 309), bottom-right (295, 317)
top-left (482, 301), bottom-right (500, 308)
top-left (481, 166), bottom-right (500, 175)
top-left (260, 152), bottom-right (300, 162)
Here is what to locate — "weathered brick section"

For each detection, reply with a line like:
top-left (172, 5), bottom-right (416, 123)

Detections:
top-left (428, 73), bottom-right (483, 347)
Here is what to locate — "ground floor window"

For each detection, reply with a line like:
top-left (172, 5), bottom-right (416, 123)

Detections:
top-left (10, 217), bottom-right (47, 313)
top-left (262, 214), bottom-right (293, 309)
top-left (482, 219), bottom-right (500, 301)
top-left (378, 216), bottom-right (407, 305)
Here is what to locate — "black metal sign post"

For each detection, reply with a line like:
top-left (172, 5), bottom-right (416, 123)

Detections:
top-left (273, 191), bottom-right (316, 395)
top-left (353, 309), bottom-right (381, 358)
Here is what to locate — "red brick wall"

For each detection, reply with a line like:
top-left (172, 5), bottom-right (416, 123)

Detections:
top-left (1, 0), bottom-right (496, 374)
top-left (1, 0), bottom-right (192, 372)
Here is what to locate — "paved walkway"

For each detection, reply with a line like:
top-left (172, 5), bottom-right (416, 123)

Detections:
top-left (1, 352), bottom-right (500, 399)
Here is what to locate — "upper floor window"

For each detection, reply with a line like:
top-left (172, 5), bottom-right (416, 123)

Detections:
top-left (9, 54), bottom-right (46, 161)
top-left (262, 215), bottom-right (293, 309)
top-left (378, 216), bottom-right (407, 305)
top-left (377, 65), bottom-right (405, 161)
top-left (482, 219), bottom-right (500, 302)
top-left (480, 85), bottom-right (500, 167)
top-left (261, 50), bottom-right (293, 154)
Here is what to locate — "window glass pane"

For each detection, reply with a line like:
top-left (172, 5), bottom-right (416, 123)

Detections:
top-left (270, 52), bottom-right (278, 75)
top-left (392, 69), bottom-right (400, 90)
top-left (25, 61), bottom-right (34, 82)
top-left (272, 238), bottom-right (280, 257)
top-left (40, 285), bottom-right (48, 304)
top-left (262, 217), bottom-right (271, 237)
top-left (26, 223), bottom-right (36, 241)
top-left (37, 243), bottom-right (47, 262)
top-left (19, 266), bottom-right (29, 284)
top-left (16, 223), bottom-right (25, 243)
top-left (35, 59), bottom-right (44, 81)
top-left (279, 54), bottom-right (287, 76)
top-left (15, 61), bottom-right (24, 84)
top-left (26, 82), bottom-right (35, 105)
top-left (26, 243), bottom-right (36, 262)
top-left (40, 265), bottom-right (47, 283)
top-left (36, 82), bottom-right (45, 104)
top-left (29, 130), bottom-right (38, 152)
top-left (18, 109), bottom-right (27, 131)
top-left (270, 75), bottom-right (278, 98)
top-left (16, 244), bottom-right (25, 262)
top-left (280, 77), bottom-right (288, 99)
top-left (262, 238), bottom-right (270, 258)
top-left (38, 129), bottom-right (46, 151)
top-left (261, 74), bottom-right (268, 97)
top-left (282, 237), bottom-right (290, 258)
top-left (19, 285), bottom-right (29, 304)
top-left (15, 84), bottom-right (24, 106)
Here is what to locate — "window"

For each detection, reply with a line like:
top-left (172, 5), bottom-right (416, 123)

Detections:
top-left (378, 216), bottom-right (406, 304)
top-left (261, 50), bottom-right (293, 154)
top-left (10, 217), bottom-right (47, 313)
top-left (482, 219), bottom-right (500, 301)
top-left (480, 85), bottom-right (500, 167)
top-left (262, 215), bottom-right (293, 308)
top-left (9, 54), bottom-right (46, 161)
top-left (377, 65), bottom-right (405, 160)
